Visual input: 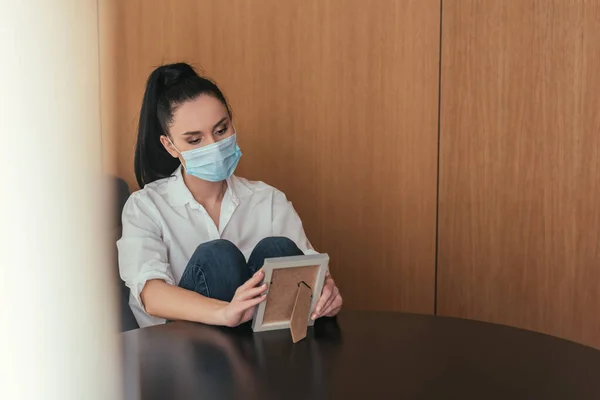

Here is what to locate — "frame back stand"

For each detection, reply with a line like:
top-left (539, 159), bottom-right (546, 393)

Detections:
top-left (290, 281), bottom-right (313, 343)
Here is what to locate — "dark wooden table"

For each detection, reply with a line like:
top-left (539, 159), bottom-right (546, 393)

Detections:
top-left (122, 311), bottom-right (600, 399)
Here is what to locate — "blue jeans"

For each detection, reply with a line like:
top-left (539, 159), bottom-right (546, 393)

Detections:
top-left (178, 237), bottom-right (304, 301)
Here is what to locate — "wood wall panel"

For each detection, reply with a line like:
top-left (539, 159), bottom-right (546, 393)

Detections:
top-left (438, 0), bottom-right (600, 348)
top-left (100, 0), bottom-right (440, 313)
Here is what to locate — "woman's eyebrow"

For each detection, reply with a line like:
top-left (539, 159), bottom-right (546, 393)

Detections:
top-left (181, 117), bottom-right (228, 136)
top-left (212, 117), bottom-right (228, 130)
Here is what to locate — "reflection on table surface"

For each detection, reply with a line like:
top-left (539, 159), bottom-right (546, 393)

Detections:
top-left (123, 316), bottom-right (342, 400)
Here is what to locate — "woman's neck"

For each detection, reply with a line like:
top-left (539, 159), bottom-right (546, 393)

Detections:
top-left (183, 171), bottom-right (227, 206)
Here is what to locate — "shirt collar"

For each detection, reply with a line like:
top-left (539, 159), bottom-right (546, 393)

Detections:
top-left (166, 166), bottom-right (250, 207)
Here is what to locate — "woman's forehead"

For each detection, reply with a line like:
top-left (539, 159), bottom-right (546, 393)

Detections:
top-left (171, 95), bottom-right (229, 134)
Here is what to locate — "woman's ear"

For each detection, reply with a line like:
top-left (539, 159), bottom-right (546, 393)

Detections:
top-left (160, 135), bottom-right (180, 159)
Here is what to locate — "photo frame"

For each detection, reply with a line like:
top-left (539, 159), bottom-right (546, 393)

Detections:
top-left (251, 253), bottom-right (329, 334)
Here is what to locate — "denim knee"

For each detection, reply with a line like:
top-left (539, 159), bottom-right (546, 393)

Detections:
top-left (181, 239), bottom-right (249, 301)
top-left (194, 239), bottom-right (240, 256)
top-left (247, 237), bottom-right (304, 274)
top-left (253, 236), bottom-right (299, 254)
top-left (190, 239), bottom-right (246, 270)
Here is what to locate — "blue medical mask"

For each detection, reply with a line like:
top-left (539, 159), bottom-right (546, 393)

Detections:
top-left (169, 133), bottom-right (242, 182)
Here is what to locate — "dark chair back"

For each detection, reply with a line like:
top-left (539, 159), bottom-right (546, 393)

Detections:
top-left (111, 177), bottom-right (139, 332)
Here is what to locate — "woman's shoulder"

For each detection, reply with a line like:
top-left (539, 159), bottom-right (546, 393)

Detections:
top-left (123, 175), bottom-right (174, 211)
top-left (231, 175), bottom-right (286, 197)
top-left (130, 176), bottom-right (171, 199)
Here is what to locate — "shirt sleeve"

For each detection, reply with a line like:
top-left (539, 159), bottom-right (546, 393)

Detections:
top-left (117, 193), bottom-right (175, 310)
top-left (271, 189), bottom-right (318, 255)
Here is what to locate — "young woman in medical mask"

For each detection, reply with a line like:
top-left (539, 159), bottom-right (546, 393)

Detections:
top-left (117, 63), bottom-right (342, 328)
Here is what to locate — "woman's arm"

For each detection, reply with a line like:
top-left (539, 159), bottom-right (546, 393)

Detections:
top-left (142, 272), bottom-right (267, 327)
top-left (118, 194), bottom-right (265, 327)
top-left (141, 279), bottom-right (228, 325)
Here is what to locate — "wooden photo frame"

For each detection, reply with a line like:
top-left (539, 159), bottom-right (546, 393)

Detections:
top-left (251, 253), bottom-right (329, 337)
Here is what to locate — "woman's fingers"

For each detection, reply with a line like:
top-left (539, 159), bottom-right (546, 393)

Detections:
top-left (240, 293), bottom-right (267, 309)
top-left (318, 286), bottom-right (339, 318)
top-left (238, 269), bottom-right (264, 292)
top-left (312, 277), bottom-right (334, 320)
top-left (237, 283), bottom-right (268, 301)
top-left (324, 304), bottom-right (342, 317)
top-left (322, 293), bottom-right (343, 317)
top-left (229, 291), bottom-right (266, 314)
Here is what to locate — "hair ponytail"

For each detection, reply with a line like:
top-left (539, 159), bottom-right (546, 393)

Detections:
top-left (134, 63), bottom-right (231, 188)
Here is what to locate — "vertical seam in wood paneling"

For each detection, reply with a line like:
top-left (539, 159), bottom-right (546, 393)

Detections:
top-left (434, 0), bottom-right (443, 316)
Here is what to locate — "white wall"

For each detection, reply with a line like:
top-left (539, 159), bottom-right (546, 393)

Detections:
top-left (0, 1), bottom-right (121, 399)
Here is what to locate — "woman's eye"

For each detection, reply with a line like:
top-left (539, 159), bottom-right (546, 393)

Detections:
top-left (216, 127), bottom-right (227, 135)
top-left (189, 138), bottom-right (201, 145)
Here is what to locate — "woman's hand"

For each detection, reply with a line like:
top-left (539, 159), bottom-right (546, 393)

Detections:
top-left (312, 271), bottom-right (343, 320)
top-left (219, 269), bottom-right (267, 327)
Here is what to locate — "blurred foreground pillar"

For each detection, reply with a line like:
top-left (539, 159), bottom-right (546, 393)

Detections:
top-left (0, 1), bottom-right (122, 399)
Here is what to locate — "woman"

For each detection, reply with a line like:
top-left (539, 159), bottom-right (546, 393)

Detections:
top-left (117, 62), bottom-right (342, 328)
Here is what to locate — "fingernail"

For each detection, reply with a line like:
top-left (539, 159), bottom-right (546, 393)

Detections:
top-left (316, 307), bottom-right (321, 313)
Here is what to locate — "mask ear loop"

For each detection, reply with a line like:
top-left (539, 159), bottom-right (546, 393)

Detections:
top-left (166, 136), bottom-right (186, 170)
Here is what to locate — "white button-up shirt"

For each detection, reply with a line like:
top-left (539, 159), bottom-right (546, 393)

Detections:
top-left (117, 166), bottom-right (316, 327)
